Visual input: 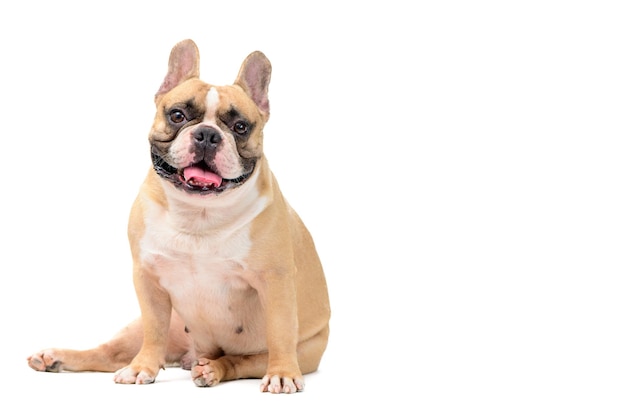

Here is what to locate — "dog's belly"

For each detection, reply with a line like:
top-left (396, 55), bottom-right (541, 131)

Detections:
top-left (155, 253), bottom-right (267, 357)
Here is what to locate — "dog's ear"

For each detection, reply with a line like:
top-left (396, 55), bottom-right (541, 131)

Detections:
top-left (155, 39), bottom-right (200, 102)
top-left (235, 51), bottom-right (272, 118)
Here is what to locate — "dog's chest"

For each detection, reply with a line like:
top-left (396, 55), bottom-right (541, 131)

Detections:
top-left (139, 200), bottom-right (264, 334)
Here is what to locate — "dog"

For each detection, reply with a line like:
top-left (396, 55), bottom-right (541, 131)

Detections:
top-left (27, 39), bottom-right (331, 394)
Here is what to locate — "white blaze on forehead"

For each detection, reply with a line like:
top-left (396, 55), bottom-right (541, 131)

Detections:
top-left (204, 87), bottom-right (220, 123)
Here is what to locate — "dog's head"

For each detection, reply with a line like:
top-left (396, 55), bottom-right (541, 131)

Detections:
top-left (149, 39), bottom-right (271, 196)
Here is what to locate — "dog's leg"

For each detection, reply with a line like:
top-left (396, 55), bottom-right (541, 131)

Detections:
top-left (27, 319), bottom-right (144, 372)
top-left (113, 267), bottom-right (173, 384)
top-left (191, 325), bottom-right (329, 393)
top-left (260, 324), bottom-right (329, 393)
top-left (28, 312), bottom-right (194, 373)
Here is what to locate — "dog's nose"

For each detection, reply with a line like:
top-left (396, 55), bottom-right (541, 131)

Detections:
top-left (193, 126), bottom-right (222, 147)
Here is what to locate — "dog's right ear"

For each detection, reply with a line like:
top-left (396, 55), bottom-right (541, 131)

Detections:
top-left (155, 39), bottom-right (200, 102)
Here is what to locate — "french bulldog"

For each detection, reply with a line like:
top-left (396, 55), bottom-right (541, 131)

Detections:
top-left (27, 39), bottom-right (331, 394)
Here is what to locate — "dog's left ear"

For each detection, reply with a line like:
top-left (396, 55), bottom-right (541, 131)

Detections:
top-left (155, 39), bottom-right (200, 102)
top-left (235, 51), bottom-right (272, 118)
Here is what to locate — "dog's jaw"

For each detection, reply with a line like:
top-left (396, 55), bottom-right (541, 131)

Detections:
top-left (151, 151), bottom-right (256, 195)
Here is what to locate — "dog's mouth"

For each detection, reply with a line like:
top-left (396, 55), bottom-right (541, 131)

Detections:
top-left (183, 165), bottom-right (223, 188)
top-left (151, 153), bottom-right (253, 195)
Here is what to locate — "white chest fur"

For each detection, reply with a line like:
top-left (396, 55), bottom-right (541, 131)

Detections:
top-left (136, 174), bottom-right (269, 353)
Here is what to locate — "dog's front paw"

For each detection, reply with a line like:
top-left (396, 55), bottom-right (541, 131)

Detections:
top-left (191, 358), bottom-right (225, 387)
top-left (27, 349), bottom-right (63, 372)
top-left (260, 373), bottom-right (305, 394)
top-left (113, 365), bottom-right (156, 384)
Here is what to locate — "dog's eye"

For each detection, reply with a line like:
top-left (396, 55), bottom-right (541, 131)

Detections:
top-left (169, 110), bottom-right (186, 124)
top-left (233, 121), bottom-right (249, 135)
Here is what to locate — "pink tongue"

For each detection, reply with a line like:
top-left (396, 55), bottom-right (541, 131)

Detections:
top-left (183, 166), bottom-right (223, 187)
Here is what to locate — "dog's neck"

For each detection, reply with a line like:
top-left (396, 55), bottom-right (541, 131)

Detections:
top-left (156, 160), bottom-right (270, 235)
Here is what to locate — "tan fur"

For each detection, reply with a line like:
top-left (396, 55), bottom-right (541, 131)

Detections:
top-left (27, 39), bottom-right (330, 394)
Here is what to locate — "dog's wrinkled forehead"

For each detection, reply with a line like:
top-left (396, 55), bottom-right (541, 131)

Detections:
top-left (157, 79), bottom-right (263, 128)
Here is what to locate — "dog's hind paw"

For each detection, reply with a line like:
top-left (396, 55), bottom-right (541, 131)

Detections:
top-left (191, 358), bottom-right (225, 387)
top-left (27, 349), bottom-right (63, 372)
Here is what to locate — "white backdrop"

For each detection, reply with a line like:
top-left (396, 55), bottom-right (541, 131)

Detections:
top-left (1, 1), bottom-right (625, 400)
